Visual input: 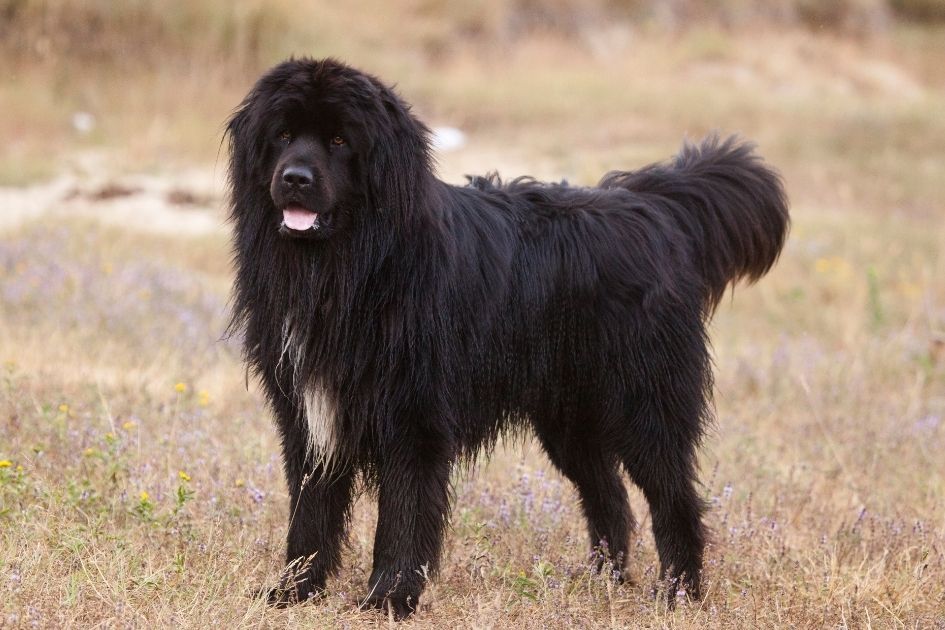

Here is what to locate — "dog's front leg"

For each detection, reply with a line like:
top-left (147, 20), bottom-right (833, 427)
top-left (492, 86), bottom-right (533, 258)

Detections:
top-left (272, 454), bottom-right (356, 605)
top-left (263, 389), bottom-right (356, 607)
top-left (361, 427), bottom-right (454, 619)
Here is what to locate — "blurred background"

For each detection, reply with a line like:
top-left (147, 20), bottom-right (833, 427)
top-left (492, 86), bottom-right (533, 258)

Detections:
top-left (2, 0), bottom-right (944, 188)
top-left (1, 1), bottom-right (944, 627)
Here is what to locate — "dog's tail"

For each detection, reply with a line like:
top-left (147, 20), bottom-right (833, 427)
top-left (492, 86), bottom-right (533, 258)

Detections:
top-left (600, 135), bottom-right (789, 311)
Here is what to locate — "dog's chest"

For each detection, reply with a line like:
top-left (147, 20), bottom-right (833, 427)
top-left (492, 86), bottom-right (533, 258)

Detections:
top-left (303, 385), bottom-right (338, 464)
top-left (278, 316), bottom-right (339, 465)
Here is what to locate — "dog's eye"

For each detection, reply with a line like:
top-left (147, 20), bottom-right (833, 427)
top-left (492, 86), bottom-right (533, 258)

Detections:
top-left (330, 136), bottom-right (345, 147)
top-left (279, 130), bottom-right (292, 143)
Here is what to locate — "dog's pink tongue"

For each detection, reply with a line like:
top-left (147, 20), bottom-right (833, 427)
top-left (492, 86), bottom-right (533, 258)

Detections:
top-left (283, 206), bottom-right (318, 230)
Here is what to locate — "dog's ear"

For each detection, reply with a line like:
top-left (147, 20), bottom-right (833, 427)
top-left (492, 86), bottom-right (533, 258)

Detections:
top-left (363, 88), bottom-right (432, 225)
top-left (226, 96), bottom-right (265, 187)
top-left (226, 86), bottom-right (281, 233)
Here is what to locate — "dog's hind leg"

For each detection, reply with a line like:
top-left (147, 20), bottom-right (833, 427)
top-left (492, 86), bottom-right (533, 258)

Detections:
top-left (617, 397), bottom-right (707, 606)
top-left (532, 418), bottom-right (634, 580)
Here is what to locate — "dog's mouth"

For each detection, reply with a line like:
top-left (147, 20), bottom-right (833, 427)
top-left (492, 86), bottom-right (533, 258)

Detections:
top-left (280, 204), bottom-right (331, 238)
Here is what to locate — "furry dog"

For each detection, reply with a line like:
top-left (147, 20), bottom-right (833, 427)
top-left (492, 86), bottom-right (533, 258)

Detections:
top-left (226, 57), bottom-right (789, 618)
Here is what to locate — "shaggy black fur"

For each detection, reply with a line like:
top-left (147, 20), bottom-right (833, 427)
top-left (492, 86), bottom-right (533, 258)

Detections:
top-left (226, 57), bottom-right (789, 618)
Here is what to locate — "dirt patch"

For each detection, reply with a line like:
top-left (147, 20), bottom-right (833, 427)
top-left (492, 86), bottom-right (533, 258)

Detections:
top-left (0, 169), bottom-right (227, 237)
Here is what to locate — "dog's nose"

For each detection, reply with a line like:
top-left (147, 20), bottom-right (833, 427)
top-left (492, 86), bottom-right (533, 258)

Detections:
top-left (282, 165), bottom-right (314, 188)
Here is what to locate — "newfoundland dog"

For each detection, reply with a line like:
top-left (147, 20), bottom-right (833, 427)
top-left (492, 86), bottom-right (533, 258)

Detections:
top-left (226, 57), bottom-right (788, 617)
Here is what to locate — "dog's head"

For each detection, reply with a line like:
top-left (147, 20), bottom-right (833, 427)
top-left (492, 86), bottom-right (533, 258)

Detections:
top-left (227, 58), bottom-right (431, 241)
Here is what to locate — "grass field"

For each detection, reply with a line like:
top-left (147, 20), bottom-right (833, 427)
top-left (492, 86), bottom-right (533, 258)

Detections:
top-left (1, 3), bottom-right (944, 627)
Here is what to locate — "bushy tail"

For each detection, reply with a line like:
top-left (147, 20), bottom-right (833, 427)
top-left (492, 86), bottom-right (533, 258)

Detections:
top-left (600, 135), bottom-right (790, 311)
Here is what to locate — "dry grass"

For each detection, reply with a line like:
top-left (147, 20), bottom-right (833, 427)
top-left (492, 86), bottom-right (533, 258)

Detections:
top-left (2, 4), bottom-right (945, 628)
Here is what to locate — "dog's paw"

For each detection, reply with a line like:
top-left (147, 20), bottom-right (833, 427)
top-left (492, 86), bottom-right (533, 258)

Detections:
top-left (589, 551), bottom-right (627, 584)
top-left (359, 591), bottom-right (417, 620)
top-left (257, 581), bottom-right (326, 608)
top-left (359, 577), bottom-right (420, 620)
top-left (652, 572), bottom-right (702, 610)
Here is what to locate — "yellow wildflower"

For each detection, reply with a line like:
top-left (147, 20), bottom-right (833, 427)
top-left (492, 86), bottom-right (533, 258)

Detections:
top-left (814, 256), bottom-right (852, 278)
top-left (174, 382), bottom-right (187, 393)
top-left (16, 465), bottom-right (23, 473)
top-left (178, 470), bottom-right (191, 482)
top-left (0, 460), bottom-right (12, 468)
top-left (139, 491), bottom-right (150, 502)
top-left (234, 479), bottom-right (245, 488)
top-left (58, 404), bottom-right (69, 413)
top-left (122, 420), bottom-right (136, 430)
top-left (900, 282), bottom-right (922, 299)
top-left (198, 390), bottom-right (210, 407)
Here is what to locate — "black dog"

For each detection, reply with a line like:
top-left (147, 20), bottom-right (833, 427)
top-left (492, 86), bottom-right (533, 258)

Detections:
top-left (226, 57), bottom-right (788, 618)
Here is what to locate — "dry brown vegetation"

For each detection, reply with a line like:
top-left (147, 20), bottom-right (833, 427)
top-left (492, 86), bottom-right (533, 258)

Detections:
top-left (1, 1), bottom-right (944, 627)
